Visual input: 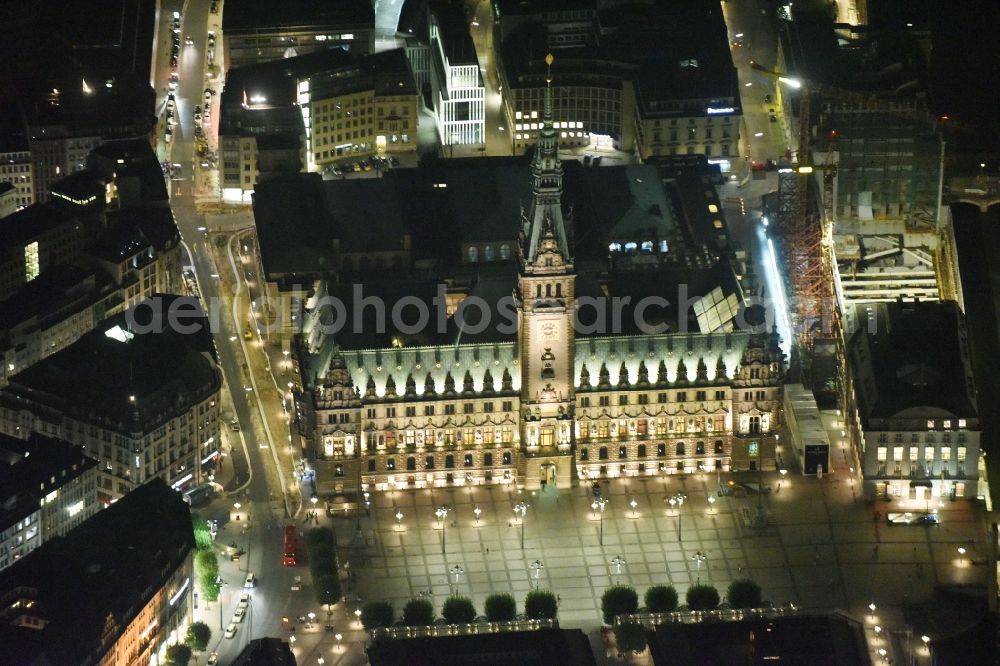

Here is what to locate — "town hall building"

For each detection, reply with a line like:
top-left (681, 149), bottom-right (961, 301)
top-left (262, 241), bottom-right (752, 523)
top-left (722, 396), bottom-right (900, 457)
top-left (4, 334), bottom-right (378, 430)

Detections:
top-left (266, 62), bottom-right (786, 498)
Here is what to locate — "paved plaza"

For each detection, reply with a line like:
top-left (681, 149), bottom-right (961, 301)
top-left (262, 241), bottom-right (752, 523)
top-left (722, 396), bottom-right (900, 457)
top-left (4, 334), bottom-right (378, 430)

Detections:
top-left (333, 415), bottom-right (991, 663)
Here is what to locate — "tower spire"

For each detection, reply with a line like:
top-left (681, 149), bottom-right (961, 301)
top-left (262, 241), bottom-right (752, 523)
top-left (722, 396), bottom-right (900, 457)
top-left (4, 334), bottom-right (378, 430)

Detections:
top-left (521, 53), bottom-right (571, 267)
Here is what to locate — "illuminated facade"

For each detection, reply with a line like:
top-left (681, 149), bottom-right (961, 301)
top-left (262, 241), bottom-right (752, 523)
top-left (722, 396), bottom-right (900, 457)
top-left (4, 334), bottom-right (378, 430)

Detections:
top-left (0, 304), bottom-right (222, 504)
top-left (304, 77), bottom-right (783, 496)
top-left (0, 479), bottom-right (195, 666)
top-left (0, 149), bottom-right (34, 210)
top-left (0, 433), bottom-right (98, 572)
top-left (303, 49), bottom-right (419, 168)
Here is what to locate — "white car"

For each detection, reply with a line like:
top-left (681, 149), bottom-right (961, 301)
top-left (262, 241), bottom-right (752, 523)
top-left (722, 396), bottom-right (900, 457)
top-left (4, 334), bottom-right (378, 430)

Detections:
top-left (244, 573), bottom-right (256, 588)
top-left (185, 35), bottom-right (194, 46)
top-left (206, 653), bottom-right (219, 666)
top-left (239, 592), bottom-right (251, 606)
top-left (233, 607), bottom-right (246, 623)
top-left (224, 623), bottom-right (237, 639)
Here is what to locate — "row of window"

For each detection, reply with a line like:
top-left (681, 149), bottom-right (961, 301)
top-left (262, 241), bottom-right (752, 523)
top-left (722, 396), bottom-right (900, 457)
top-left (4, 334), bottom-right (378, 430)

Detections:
top-left (367, 450), bottom-right (514, 472)
top-left (877, 431), bottom-right (968, 444)
top-left (580, 416), bottom-right (727, 439)
top-left (876, 446), bottom-right (968, 463)
top-left (581, 440), bottom-right (725, 460)
top-left (579, 389), bottom-right (769, 406)
top-left (359, 400), bottom-right (517, 419)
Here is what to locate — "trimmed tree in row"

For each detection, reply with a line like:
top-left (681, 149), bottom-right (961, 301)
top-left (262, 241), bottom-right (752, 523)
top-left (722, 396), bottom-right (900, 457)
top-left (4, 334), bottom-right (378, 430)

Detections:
top-left (524, 589), bottom-right (558, 620)
top-left (442, 596), bottom-right (476, 624)
top-left (727, 579), bottom-right (763, 609)
top-left (305, 527), bottom-right (341, 606)
top-left (601, 585), bottom-right (639, 625)
top-left (403, 598), bottom-right (435, 626)
top-left (644, 585), bottom-right (679, 614)
top-left (686, 584), bottom-right (720, 611)
top-left (361, 601), bottom-right (395, 630)
top-left (484, 593), bottom-right (517, 622)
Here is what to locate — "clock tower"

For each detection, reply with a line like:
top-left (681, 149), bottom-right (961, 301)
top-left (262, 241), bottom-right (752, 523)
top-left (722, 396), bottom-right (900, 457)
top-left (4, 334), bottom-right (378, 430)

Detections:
top-left (517, 54), bottom-right (576, 489)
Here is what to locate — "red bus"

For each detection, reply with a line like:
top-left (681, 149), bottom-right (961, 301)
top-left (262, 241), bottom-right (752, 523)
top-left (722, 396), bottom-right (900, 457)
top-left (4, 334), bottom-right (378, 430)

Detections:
top-left (283, 525), bottom-right (297, 566)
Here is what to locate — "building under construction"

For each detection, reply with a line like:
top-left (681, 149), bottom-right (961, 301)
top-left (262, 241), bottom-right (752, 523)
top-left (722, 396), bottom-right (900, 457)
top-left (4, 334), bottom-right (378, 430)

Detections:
top-left (772, 11), bottom-right (962, 403)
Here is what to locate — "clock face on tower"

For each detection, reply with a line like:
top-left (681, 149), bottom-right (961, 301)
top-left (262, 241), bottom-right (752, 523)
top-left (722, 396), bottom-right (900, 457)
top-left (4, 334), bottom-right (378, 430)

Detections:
top-left (541, 321), bottom-right (557, 340)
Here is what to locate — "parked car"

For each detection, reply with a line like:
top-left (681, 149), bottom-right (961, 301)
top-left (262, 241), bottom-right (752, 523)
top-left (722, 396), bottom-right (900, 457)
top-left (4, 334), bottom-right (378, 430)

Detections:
top-left (233, 607), bottom-right (246, 623)
top-left (230, 419), bottom-right (240, 431)
top-left (207, 653), bottom-right (219, 666)
top-left (239, 592), bottom-right (251, 607)
top-left (244, 572), bottom-right (256, 588)
top-left (224, 623), bottom-right (237, 639)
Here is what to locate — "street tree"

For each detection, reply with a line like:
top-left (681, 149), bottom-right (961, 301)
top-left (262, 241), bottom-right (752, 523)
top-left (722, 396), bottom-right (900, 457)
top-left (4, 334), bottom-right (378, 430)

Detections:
top-left (194, 550), bottom-right (220, 602)
top-left (165, 643), bottom-right (192, 666)
top-left (184, 622), bottom-right (211, 652)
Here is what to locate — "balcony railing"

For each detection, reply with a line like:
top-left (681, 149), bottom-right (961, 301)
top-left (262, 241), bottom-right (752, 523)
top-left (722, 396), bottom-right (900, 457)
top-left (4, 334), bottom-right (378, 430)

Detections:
top-left (370, 618), bottom-right (557, 641)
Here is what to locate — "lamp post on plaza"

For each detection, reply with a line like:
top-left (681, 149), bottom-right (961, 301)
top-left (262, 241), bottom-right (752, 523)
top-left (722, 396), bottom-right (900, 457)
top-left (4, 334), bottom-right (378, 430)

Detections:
top-left (869, 602), bottom-right (877, 621)
top-left (395, 510), bottom-right (403, 529)
top-left (513, 502), bottom-right (529, 550)
top-left (691, 551), bottom-right (707, 584)
top-left (629, 498), bottom-right (638, 518)
top-left (611, 555), bottom-right (626, 586)
top-left (436, 506), bottom-right (450, 555)
top-left (779, 468), bottom-right (788, 490)
top-left (707, 496), bottom-right (716, 514)
top-left (530, 559), bottom-right (544, 590)
top-left (591, 497), bottom-right (609, 546)
top-left (450, 564), bottom-right (464, 595)
top-left (473, 505), bottom-right (482, 526)
top-left (669, 493), bottom-right (686, 542)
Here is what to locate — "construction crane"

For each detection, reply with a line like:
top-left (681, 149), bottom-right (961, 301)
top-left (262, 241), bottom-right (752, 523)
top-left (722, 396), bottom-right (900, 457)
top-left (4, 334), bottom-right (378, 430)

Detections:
top-left (749, 61), bottom-right (936, 382)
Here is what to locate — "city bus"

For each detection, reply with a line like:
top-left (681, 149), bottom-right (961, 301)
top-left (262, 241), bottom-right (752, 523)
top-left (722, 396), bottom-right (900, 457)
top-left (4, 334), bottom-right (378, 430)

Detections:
top-left (283, 525), bottom-right (297, 566)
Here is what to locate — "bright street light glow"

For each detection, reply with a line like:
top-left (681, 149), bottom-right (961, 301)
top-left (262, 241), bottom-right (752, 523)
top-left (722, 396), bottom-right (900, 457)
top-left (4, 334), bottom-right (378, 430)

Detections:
top-left (778, 76), bottom-right (802, 89)
top-left (754, 132), bottom-right (764, 137)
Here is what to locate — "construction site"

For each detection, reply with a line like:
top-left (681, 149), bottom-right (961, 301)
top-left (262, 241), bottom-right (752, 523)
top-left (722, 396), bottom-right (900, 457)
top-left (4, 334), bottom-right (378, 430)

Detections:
top-left (760, 13), bottom-right (961, 408)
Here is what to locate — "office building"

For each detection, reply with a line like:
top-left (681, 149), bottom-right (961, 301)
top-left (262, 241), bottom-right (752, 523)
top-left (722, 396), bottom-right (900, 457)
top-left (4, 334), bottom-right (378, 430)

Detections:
top-left (0, 299), bottom-right (222, 503)
top-left (0, 479), bottom-right (195, 666)
top-left (846, 300), bottom-right (980, 501)
top-left (427, 1), bottom-right (485, 146)
top-left (0, 432), bottom-right (98, 572)
top-left (222, 0), bottom-right (374, 69)
top-left (305, 49), bottom-right (419, 168)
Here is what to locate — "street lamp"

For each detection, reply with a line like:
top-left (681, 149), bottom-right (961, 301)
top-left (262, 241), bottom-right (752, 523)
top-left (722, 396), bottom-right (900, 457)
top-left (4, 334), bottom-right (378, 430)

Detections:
top-left (310, 495), bottom-right (318, 512)
top-left (707, 496), bottom-right (716, 514)
top-left (354, 608), bottom-right (363, 626)
top-left (530, 559), bottom-right (545, 589)
top-left (335, 633), bottom-right (343, 650)
top-left (473, 505), bottom-right (482, 526)
top-left (436, 506), bottom-right (450, 555)
top-left (691, 551), bottom-right (707, 584)
top-left (670, 493), bottom-right (686, 542)
top-left (779, 469), bottom-right (788, 489)
top-left (957, 546), bottom-right (967, 564)
top-left (629, 498), bottom-right (638, 518)
top-left (307, 611), bottom-right (316, 627)
top-left (591, 497), bottom-right (609, 546)
top-left (450, 564), bottom-right (464, 595)
top-left (513, 502), bottom-right (529, 549)
top-left (395, 510), bottom-right (404, 529)
top-left (611, 555), bottom-right (626, 586)
top-left (868, 602), bottom-right (877, 621)
top-left (873, 625), bottom-right (882, 641)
